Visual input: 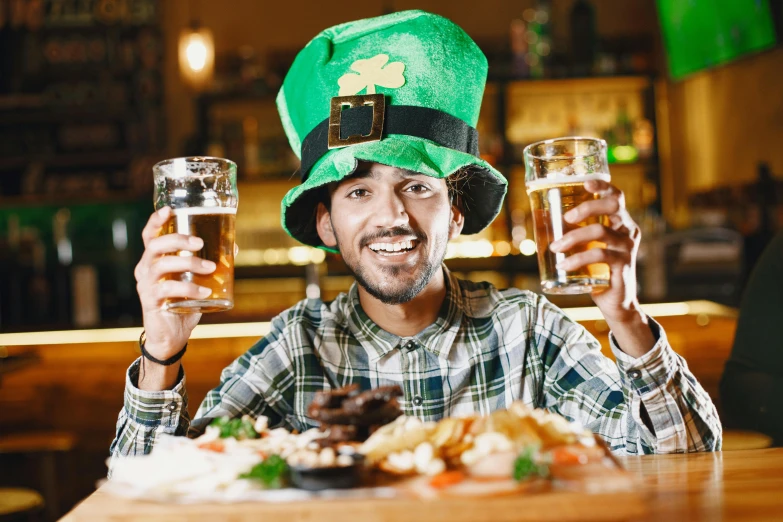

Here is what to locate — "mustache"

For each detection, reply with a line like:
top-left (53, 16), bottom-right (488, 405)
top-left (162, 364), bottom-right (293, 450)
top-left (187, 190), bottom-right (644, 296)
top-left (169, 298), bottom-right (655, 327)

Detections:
top-left (360, 226), bottom-right (425, 248)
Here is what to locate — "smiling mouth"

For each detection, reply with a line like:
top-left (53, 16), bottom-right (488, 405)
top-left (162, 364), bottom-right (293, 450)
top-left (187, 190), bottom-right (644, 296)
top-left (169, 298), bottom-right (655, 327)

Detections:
top-left (367, 238), bottom-right (419, 256)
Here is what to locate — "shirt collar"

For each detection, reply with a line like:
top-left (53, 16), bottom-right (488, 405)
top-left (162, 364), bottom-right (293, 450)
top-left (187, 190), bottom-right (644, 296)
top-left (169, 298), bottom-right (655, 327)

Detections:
top-left (345, 265), bottom-right (464, 362)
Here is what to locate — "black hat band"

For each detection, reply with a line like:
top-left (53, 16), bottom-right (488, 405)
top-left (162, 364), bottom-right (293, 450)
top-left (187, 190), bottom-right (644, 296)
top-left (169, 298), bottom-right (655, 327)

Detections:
top-left (299, 101), bottom-right (480, 182)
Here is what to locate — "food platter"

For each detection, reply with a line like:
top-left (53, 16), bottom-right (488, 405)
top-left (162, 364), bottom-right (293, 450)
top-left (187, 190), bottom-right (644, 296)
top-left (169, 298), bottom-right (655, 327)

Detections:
top-left (105, 385), bottom-right (643, 515)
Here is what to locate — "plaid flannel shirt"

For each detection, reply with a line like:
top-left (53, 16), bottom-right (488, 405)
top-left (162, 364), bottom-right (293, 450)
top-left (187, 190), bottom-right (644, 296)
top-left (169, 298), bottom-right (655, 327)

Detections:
top-left (110, 267), bottom-right (721, 472)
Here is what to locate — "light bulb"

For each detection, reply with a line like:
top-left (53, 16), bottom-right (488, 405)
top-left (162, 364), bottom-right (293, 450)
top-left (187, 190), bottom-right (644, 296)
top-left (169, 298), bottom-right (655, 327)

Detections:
top-left (186, 36), bottom-right (208, 72)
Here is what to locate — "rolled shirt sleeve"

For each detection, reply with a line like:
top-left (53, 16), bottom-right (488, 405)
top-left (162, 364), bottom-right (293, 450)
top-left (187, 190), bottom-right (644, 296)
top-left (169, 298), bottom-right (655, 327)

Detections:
top-left (536, 296), bottom-right (721, 455)
top-left (107, 312), bottom-right (293, 477)
top-left (107, 358), bottom-right (190, 476)
top-left (610, 320), bottom-right (723, 453)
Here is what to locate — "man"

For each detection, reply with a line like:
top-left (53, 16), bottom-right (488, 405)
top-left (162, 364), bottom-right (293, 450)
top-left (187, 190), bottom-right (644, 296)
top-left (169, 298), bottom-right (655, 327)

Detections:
top-left (110, 10), bottom-right (720, 467)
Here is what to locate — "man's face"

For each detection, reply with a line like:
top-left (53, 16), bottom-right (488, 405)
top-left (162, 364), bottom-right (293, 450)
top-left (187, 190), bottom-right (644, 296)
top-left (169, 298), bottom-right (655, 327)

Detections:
top-left (316, 163), bottom-right (463, 305)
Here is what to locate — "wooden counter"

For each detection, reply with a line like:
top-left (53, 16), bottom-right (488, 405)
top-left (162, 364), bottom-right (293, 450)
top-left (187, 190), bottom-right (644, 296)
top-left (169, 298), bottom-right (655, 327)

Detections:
top-left (59, 449), bottom-right (783, 522)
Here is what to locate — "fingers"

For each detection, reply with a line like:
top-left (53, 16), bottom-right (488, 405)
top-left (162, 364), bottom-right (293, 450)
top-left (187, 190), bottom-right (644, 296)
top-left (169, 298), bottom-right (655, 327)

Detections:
top-left (550, 223), bottom-right (634, 254)
top-left (136, 208), bottom-right (218, 311)
top-left (139, 279), bottom-right (213, 309)
top-left (555, 246), bottom-right (631, 273)
top-left (146, 255), bottom-right (216, 283)
top-left (563, 181), bottom-right (626, 225)
top-left (134, 234), bottom-right (204, 281)
top-left (583, 178), bottom-right (619, 197)
top-left (142, 207), bottom-right (172, 247)
top-left (564, 197), bottom-right (621, 224)
top-left (146, 233), bottom-right (203, 258)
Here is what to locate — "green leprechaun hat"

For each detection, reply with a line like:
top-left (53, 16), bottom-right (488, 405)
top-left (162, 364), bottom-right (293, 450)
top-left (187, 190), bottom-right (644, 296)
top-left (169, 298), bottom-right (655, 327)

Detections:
top-left (277, 9), bottom-right (507, 251)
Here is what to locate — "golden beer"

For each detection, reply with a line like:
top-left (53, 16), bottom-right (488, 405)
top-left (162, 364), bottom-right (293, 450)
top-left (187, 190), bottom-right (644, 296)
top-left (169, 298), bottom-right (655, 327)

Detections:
top-left (162, 207), bottom-right (236, 313)
top-left (153, 156), bottom-right (238, 313)
top-left (527, 174), bottom-right (610, 294)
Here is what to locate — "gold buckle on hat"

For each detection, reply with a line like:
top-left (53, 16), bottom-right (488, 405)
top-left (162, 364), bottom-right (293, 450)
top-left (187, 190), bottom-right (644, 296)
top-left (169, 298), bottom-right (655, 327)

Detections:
top-left (327, 94), bottom-right (385, 149)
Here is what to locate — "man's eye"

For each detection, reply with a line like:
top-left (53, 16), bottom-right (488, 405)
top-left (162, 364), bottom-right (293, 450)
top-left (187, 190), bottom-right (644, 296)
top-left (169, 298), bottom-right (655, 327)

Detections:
top-left (406, 184), bottom-right (430, 193)
top-left (348, 188), bottom-right (368, 198)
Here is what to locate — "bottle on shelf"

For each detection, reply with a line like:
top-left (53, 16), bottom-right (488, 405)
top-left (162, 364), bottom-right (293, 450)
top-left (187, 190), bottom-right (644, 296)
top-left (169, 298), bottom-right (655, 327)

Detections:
top-left (206, 120), bottom-right (226, 158)
top-left (569, 0), bottom-right (597, 77)
top-left (21, 227), bottom-right (51, 326)
top-left (523, 1), bottom-right (552, 79)
top-left (243, 116), bottom-right (261, 180)
top-left (0, 215), bottom-right (22, 328)
top-left (52, 208), bottom-right (73, 327)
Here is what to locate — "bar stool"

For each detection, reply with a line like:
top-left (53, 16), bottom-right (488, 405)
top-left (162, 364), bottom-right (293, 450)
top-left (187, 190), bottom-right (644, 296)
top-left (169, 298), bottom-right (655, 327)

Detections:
top-left (0, 432), bottom-right (77, 521)
top-left (0, 488), bottom-right (44, 521)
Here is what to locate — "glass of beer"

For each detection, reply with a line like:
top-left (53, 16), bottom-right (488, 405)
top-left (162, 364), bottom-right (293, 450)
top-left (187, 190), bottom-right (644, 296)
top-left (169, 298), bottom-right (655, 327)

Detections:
top-left (523, 137), bottom-right (611, 294)
top-left (153, 157), bottom-right (238, 313)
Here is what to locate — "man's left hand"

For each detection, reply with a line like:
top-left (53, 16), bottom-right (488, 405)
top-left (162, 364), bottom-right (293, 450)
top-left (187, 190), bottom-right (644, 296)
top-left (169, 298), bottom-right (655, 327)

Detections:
top-left (549, 178), bottom-right (655, 356)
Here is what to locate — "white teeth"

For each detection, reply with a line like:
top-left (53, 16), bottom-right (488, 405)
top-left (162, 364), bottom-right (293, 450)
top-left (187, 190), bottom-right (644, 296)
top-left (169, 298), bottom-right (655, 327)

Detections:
top-left (368, 239), bottom-right (417, 253)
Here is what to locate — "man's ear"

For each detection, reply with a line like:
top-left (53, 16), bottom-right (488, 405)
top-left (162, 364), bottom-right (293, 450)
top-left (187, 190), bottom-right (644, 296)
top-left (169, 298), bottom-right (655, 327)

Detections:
top-left (316, 202), bottom-right (338, 248)
top-left (449, 197), bottom-right (465, 240)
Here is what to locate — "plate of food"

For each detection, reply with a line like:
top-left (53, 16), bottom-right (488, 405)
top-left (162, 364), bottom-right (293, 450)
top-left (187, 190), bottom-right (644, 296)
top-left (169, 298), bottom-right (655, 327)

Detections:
top-left (105, 384), bottom-right (635, 504)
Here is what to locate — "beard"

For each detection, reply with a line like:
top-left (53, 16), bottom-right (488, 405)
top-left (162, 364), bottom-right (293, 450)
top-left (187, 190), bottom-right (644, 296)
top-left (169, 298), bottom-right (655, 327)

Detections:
top-left (335, 222), bottom-right (450, 305)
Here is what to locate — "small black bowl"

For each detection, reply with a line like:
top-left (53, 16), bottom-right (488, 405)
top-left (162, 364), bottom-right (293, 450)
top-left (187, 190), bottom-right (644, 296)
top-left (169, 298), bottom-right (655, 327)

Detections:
top-left (288, 455), bottom-right (365, 491)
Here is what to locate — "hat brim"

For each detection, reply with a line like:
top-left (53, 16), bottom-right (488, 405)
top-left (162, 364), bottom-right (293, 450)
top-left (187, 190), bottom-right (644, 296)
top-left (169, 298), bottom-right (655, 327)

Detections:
top-left (281, 135), bottom-right (507, 253)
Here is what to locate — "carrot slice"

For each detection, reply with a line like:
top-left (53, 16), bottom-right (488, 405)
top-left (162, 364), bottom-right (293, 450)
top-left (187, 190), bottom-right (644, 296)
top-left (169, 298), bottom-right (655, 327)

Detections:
top-left (429, 470), bottom-right (466, 489)
top-left (198, 440), bottom-right (225, 453)
top-left (551, 447), bottom-right (586, 466)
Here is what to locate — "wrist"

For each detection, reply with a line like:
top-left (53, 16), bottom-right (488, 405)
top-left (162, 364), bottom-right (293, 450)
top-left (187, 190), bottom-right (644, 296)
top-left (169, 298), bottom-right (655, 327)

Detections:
top-left (601, 299), bottom-right (646, 326)
top-left (138, 357), bottom-right (182, 391)
top-left (139, 331), bottom-right (188, 364)
top-left (603, 305), bottom-right (656, 358)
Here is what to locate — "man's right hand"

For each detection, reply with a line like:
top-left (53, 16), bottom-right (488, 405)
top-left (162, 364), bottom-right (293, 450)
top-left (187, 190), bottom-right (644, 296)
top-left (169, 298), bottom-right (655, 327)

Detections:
top-left (134, 206), bottom-right (216, 372)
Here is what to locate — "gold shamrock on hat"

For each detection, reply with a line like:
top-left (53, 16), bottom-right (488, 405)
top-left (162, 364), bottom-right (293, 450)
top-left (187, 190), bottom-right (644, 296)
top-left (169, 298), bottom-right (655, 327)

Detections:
top-left (338, 54), bottom-right (406, 96)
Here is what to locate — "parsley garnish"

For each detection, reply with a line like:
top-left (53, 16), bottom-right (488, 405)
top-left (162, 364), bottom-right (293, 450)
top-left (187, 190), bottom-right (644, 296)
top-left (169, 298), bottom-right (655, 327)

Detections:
top-left (513, 447), bottom-right (549, 481)
top-left (239, 455), bottom-right (289, 488)
top-left (209, 416), bottom-right (259, 440)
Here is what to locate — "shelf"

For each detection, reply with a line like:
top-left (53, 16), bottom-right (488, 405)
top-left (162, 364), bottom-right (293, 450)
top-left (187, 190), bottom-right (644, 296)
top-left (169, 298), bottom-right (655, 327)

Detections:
top-left (0, 95), bottom-right (45, 110)
top-left (490, 75), bottom-right (653, 93)
top-left (0, 108), bottom-right (139, 125)
top-left (0, 151), bottom-right (133, 172)
top-left (0, 191), bottom-right (143, 208)
top-left (196, 89), bottom-right (277, 104)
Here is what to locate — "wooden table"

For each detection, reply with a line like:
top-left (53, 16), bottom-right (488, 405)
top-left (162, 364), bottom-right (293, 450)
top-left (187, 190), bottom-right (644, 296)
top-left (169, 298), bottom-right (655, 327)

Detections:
top-left (60, 449), bottom-right (783, 522)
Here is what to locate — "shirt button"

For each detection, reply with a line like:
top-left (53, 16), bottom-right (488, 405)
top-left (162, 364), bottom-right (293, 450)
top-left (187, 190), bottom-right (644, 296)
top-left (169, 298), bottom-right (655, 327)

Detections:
top-left (413, 396), bottom-right (423, 406)
top-left (167, 401), bottom-right (178, 412)
top-left (627, 369), bottom-right (642, 380)
top-left (404, 341), bottom-right (416, 351)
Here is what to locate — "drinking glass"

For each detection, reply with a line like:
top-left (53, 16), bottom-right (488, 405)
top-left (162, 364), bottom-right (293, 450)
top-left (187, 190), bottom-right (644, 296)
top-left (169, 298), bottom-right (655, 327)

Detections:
top-left (153, 157), bottom-right (238, 312)
top-left (523, 137), bottom-right (611, 294)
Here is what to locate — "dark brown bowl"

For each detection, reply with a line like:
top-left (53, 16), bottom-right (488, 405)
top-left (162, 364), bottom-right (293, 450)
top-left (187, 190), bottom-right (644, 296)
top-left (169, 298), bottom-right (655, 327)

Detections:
top-left (288, 455), bottom-right (365, 491)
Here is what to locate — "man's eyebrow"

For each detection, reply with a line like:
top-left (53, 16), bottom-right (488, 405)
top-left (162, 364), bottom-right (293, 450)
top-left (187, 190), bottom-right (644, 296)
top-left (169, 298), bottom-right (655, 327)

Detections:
top-left (344, 167), bottom-right (422, 182)
top-left (350, 168), bottom-right (374, 180)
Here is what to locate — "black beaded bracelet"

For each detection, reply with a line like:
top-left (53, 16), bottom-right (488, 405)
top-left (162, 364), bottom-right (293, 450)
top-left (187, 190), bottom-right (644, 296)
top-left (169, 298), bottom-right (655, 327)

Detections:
top-left (139, 331), bottom-right (187, 366)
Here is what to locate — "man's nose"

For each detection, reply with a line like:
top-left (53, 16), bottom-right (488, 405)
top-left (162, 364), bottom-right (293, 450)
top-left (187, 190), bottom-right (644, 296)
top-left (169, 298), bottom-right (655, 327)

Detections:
top-left (371, 189), bottom-right (409, 229)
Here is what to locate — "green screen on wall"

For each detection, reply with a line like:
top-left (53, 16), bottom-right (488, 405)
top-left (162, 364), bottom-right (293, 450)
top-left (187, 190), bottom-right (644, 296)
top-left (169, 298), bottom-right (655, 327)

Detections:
top-left (657, 0), bottom-right (777, 79)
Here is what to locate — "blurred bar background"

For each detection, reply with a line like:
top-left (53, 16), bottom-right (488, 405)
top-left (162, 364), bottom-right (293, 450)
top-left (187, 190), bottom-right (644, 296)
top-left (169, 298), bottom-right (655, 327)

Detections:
top-left (0, 0), bottom-right (781, 519)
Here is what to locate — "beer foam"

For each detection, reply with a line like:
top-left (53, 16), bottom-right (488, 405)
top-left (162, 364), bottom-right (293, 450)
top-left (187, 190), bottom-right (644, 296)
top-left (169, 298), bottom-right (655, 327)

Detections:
top-left (525, 173), bottom-right (611, 191)
top-left (170, 206), bottom-right (237, 216)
